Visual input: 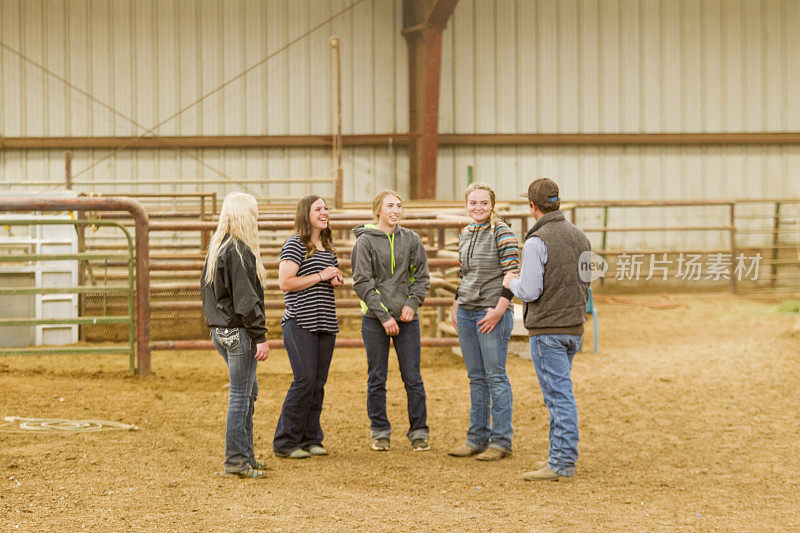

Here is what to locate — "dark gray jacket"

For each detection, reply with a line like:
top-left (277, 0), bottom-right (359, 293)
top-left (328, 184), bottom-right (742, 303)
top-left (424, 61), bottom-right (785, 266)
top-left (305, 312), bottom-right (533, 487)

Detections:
top-left (351, 224), bottom-right (430, 323)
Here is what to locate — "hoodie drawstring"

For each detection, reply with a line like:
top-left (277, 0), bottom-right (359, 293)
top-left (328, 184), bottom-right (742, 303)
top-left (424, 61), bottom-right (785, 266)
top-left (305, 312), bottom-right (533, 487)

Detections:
top-left (388, 233), bottom-right (396, 274)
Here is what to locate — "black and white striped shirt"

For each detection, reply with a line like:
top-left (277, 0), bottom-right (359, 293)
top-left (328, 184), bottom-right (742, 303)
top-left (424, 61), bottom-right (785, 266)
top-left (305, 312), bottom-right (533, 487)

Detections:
top-left (280, 234), bottom-right (339, 334)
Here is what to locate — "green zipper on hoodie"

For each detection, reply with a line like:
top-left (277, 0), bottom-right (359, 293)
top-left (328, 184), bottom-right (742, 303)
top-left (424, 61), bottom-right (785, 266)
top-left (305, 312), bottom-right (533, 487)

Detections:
top-left (364, 224), bottom-right (395, 273)
top-left (360, 224), bottom-right (405, 315)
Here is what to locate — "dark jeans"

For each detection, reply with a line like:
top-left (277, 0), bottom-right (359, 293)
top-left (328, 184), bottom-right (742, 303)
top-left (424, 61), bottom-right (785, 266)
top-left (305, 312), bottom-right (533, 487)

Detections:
top-left (211, 327), bottom-right (259, 474)
top-left (273, 318), bottom-right (336, 454)
top-left (361, 316), bottom-right (428, 442)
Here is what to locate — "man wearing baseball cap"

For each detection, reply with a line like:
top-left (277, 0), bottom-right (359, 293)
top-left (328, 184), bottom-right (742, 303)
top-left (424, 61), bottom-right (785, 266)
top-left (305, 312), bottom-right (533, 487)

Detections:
top-left (503, 178), bottom-right (591, 481)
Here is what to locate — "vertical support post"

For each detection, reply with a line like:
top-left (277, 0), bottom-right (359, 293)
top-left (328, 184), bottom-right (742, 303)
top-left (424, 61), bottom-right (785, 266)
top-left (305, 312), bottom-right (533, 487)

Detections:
top-left (65, 151), bottom-right (73, 190)
top-left (467, 165), bottom-right (473, 185)
top-left (330, 37), bottom-right (344, 208)
top-left (200, 201), bottom-right (209, 252)
top-left (771, 202), bottom-right (781, 287)
top-left (600, 206), bottom-right (608, 286)
top-left (729, 203), bottom-right (737, 294)
top-left (404, 0), bottom-right (459, 199)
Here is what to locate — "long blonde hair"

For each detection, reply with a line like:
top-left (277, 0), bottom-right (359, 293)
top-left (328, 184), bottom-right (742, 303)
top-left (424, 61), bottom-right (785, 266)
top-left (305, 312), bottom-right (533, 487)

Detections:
top-left (203, 192), bottom-right (267, 287)
top-left (465, 182), bottom-right (500, 230)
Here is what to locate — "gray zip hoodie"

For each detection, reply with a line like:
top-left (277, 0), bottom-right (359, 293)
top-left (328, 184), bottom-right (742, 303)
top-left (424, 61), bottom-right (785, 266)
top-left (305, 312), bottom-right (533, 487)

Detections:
top-left (351, 224), bottom-right (431, 323)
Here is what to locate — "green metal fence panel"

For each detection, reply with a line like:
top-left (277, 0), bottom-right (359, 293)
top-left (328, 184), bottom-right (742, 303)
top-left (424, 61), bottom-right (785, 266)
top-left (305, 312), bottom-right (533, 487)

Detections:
top-left (0, 218), bottom-right (136, 373)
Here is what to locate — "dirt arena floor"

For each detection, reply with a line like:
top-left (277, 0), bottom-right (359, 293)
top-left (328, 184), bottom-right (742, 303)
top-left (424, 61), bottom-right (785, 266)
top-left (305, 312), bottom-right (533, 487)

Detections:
top-left (2, 293), bottom-right (798, 531)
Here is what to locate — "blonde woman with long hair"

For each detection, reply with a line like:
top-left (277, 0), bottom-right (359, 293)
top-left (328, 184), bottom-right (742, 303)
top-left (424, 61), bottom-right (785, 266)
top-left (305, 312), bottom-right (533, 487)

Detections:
top-left (201, 192), bottom-right (270, 479)
top-left (448, 182), bottom-right (519, 461)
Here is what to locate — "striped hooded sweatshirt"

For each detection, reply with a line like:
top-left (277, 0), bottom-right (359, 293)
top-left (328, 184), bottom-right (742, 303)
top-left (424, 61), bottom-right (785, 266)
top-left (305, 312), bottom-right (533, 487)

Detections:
top-left (456, 219), bottom-right (520, 310)
top-left (351, 224), bottom-right (431, 323)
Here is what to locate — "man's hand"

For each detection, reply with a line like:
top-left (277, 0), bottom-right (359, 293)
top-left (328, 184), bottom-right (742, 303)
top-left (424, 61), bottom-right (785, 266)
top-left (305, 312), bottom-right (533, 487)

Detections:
top-left (254, 341), bottom-right (270, 361)
top-left (450, 301), bottom-right (458, 333)
top-left (502, 271), bottom-right (519, 289)
top-left (382, 317), bottom-right (400, 336)
top-left (399, 305), bottom-right (415, 322)
top-left (477, 307), bottom-right (503, 334)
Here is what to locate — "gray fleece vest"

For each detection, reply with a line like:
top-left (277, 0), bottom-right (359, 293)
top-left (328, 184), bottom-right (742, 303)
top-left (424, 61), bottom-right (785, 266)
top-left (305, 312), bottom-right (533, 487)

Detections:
top-left (523, 210), bottom-right (591, 336)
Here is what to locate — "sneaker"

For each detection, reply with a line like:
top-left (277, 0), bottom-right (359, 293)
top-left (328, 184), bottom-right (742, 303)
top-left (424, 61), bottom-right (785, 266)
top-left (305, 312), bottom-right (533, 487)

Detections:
top-left (226, 466), bottom-right (267, 479)
top-left (411, 438), bottom-right (430, 452)
top-left (522, 466), bottom-right (572, 482)
top-left (475, 446), bottom-right (510, 461)
top-left (448, 444), bottom-right (482, 457)
top-left (274, 448), bottom-right (311, 459)
top-left (250, 460), bottom-right (268, 470)
top-left (304, 445), bottom-right (328, 456)
top-left (533, 457), bottom-right (549, 470)
top-left (371, 437), bottom-right (390, 451)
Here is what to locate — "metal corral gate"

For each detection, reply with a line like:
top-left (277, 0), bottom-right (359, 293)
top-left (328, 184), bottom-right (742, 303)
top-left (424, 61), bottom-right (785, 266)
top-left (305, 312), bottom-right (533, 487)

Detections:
top-left (0, 218), bottom-right (137, 373)
top-left (0, 197), bottom-right (151, 376)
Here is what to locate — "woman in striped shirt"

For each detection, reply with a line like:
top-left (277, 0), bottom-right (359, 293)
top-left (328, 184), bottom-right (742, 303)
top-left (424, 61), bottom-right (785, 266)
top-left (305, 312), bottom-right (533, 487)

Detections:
top-left (273, 195), bottom-right (343, 459)
top-left (448, 182), bottom-right (520, 461)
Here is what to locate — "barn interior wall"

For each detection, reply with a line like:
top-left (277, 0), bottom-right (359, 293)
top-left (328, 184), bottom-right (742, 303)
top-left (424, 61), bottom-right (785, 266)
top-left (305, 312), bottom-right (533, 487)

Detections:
top-left (1, 0), bottom-right (798, 250)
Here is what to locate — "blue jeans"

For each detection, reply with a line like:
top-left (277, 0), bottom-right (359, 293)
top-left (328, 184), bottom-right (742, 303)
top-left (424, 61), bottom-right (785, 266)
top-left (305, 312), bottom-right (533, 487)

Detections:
top-left (273, 319), bottom-right (336, 455)
top-left (456, 307), bottom-right (514, 452)
top-left (530, 334), bottom-right (582, 477)
top-left (211, 327), bottom-right (259, 474)
top-left (361, 316), bottom-right (428, 441)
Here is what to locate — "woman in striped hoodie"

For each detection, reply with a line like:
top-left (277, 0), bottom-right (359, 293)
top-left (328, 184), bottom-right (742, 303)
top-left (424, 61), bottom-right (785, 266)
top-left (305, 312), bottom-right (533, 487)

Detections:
top-left (448, 182), bottom-right (520, 461)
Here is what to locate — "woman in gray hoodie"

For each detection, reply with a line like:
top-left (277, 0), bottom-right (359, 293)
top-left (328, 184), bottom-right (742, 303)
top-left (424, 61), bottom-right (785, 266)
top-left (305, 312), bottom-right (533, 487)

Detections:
top-left (351, 190), bottom-right (431, 453)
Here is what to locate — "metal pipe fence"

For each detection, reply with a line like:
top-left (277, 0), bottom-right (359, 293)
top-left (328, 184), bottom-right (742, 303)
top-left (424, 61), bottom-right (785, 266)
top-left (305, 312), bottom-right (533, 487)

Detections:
top-left (0, 218), bottom-right (136, 372)
top-left (0, 196), bottom-right (152, 375)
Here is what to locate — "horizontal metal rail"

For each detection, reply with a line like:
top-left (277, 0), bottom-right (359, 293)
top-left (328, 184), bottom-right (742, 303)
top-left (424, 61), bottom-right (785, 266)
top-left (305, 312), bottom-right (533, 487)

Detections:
top-left (0, 286), bottom-right (130, 295)
top-left (151, 337), bottom-right (460, 351)
top-left (3, 132), bottom-right (800, 150)
top-left (149, 297), bottom-right (454, 312)
top-left (0, 316), bottom-right (130, 326)
top-left (1, 253), bottom-right (131, 262)
top-left (0, 346), bottom-right (135, 356)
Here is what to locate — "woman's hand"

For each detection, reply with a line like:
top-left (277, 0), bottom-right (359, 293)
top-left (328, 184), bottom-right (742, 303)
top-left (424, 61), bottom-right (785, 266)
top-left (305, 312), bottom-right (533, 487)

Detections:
top-left (450, 301), bottom-right (458, 332)
top-left (254, 341), bottom-right (270, 361)
top-left (382, 317), bottom-right (399, 336)
top-left (330, 272), bottom-right (344, 286)
top-left (502, 271), bottom-right (519, 289)
top-left (318, 266), bottom-right (340, 281)
top-left (477, 307), bottom-right (503, 334)
top-left (399, 305), bottom-right (415, 322)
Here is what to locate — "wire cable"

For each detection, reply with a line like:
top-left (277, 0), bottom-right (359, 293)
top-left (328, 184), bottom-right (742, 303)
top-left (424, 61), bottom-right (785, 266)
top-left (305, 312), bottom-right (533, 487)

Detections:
top-left (0, 41), bottom-right (237, 184)
top-left (70, 0), bottom-right (368, 181)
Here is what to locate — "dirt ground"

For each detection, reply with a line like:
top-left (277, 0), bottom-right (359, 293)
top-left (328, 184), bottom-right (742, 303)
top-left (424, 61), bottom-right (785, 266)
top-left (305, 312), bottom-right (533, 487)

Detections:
top-left (1, 293), bottom-right (798, 531)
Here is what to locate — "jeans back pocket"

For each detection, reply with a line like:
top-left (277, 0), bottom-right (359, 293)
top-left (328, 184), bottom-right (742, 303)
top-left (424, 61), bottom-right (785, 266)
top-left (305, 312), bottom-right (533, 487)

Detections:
top-left (215, 327), bottom-right (241, 350)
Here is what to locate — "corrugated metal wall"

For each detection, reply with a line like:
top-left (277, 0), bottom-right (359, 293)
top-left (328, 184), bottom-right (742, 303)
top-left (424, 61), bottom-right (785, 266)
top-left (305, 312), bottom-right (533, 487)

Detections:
top-left (436, 0), bottom-right (800, 250)
top-left (1, 0), bottom-right (798, 246)
top-left (0, 0), bottom-right (409, 199)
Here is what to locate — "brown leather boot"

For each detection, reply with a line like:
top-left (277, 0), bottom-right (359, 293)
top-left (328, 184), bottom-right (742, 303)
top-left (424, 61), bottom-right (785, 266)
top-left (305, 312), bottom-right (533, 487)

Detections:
top-left (447, 444), bottom-right (482, 457)
top-left (475, 447), bottom-right (511, 461)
